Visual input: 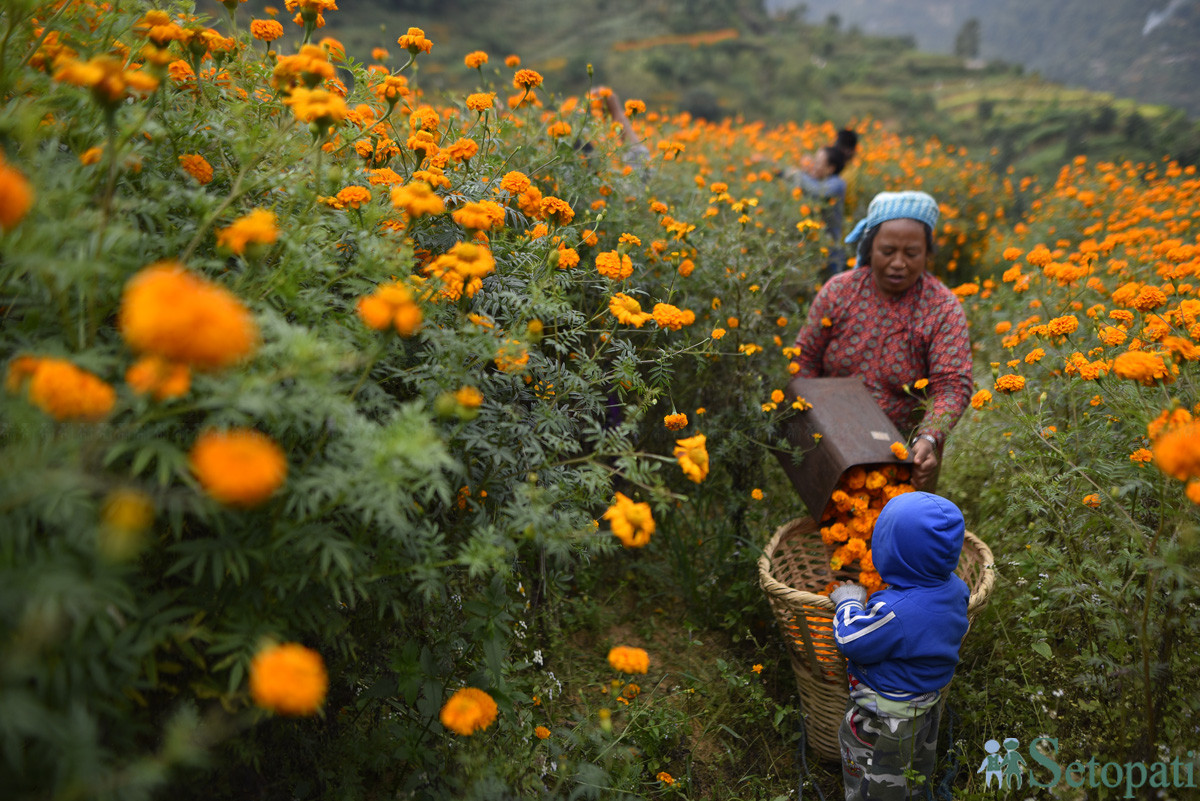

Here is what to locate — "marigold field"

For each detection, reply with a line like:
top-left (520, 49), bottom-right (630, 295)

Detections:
top-left (2, 2), bottom-right (1198, 799)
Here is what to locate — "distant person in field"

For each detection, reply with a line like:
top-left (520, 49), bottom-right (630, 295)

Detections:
top-left (835, 127), bottom-right (859, 165)
top-left (789, 190), bottom-right (972, 491)
top-left (782, 144), bottom-right (848, 281)
top-left (595, 87), bottom-right (650, 170)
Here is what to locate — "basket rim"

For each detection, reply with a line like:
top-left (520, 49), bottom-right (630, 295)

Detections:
top-left (758, 516), bottom-right (997, 614)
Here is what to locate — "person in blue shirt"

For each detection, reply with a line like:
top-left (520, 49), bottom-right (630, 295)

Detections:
top-left (828, 491), bottom-right (970, 800)
top-left (783, 145), bottom-right (848, 282)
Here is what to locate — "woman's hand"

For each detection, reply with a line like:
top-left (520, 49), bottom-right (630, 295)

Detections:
top-left (911, 437), bottom-right (939, 490)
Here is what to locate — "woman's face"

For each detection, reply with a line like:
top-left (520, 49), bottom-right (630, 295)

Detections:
top-left (869, 218), bottom-right (929, 297)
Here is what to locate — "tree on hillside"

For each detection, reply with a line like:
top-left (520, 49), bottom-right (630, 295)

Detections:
top-left (954, 18), bottom-right (980, 59)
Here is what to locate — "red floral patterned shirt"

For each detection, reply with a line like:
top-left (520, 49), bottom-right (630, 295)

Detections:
top-left (792, 268), bottom-right (973, 446)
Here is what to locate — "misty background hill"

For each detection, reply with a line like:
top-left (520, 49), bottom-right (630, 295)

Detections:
top-left (209, 0), bottom-right (1200, 176)
top-left (767, 0), bottom-right (1200, 117)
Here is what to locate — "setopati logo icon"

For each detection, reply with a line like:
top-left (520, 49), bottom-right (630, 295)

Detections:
top-left (978, 736), bottom-right (1198, 798)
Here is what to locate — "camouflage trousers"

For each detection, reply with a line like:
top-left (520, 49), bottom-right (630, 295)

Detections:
top-left (838, 698), bottom-right (940, 801)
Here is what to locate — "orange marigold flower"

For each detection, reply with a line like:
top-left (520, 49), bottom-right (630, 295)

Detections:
top-left (466, 92), bottom-right (496, 112)
top-left (1131, 285), bottom-right (1168, 312)
top-left (190, 428), bottom-right (287, 506)
top-left (1112, 350), bottom-right (1172, 386)
top-left (1026, 244), bottom-right (1053, 267)
top-left (657, 772), bottom-right (674, 785)
top-left (372, 74), bottom-right (409, 105)
top-left (625, 99), bottom-right (646, 117)
top-left (609, 293), bottom-right (651, 327)
top-left (513, 68), bottom-right (542, 91)
top-left (391, 181), bottom-right (445, 218)
top-left (452, 199), bottom-right (506, 231)
top-left (1148, 408), bottom-right (1194, 441)
top-left (1163, 336), bottom-right (1200, 362)
top-left (282, 87), bottom-right (347, 126)
top-left (334, 185), bottom-right (371, 209)
top-left (1098, 326), bottom-right (1127, 347)
top-left (664, 412), bottom-right (688, 430)
top-left (994, 374), bottom-right (1025, 393)
top-left (505, 54), bottom-right (520, 67)
top-left (126, 355), bottom-right (190, 401)
top-left (1002, 247), bottom-right (1023, 261)
top-left (446, 137), bottom-right (479, 162)
top-left (216, 208), bottom-right (278, 255)
top-left (546, 120), bottom-right (572, 138)
top-left (596, 250), bottom-right (633, 281)
top-left (250, 18), bottom-right (284, 41)
top-left (454, 386), bottom-right (483, 409)
top-left (1130, 448), bottom-right (1153, 464)
top-left (1024, 348), bottom-right (1045, 364)
top-left (890, 442), bottom-right (909, 460)
top-left (397, 26), bottom-right (432, 55)
top-left (555, 246), bottom-right (580, 269)
top-left (494, 340), bottom-right (529, 373)
top-left (119, 262), bottom-right (257, 369)
top-left (371, 46), bottom-right (389, 61)
top-left (17, 358), bottom-right (115, 422)
top-left (604, 492), bottom-right (654, 547)
top-left (250, 643), bottom-right (327, 716)
top-left (607, 645), bottom-right (650, 674)
top-left (440, 687), bottom-right (498, 735)
top-left (970, 389), bottom-right (992, 410)
top-left (534, 725), bottom-right (551, 740)
top-left (0, 155), bottom-right (34, 231)
top-left (179, 153), bottom-right (213, 184)
top-left (540, 196), bottom-right (574, 225)
top-left (674, 432), bottom-right (709, 483)
top-left (499, 171), bottom-right (531, 196)
top-left (751, 488), bottom-right (764, 500)
top-left (652, 302), bottom-right (696, 331)
top-left (1082, 493), bottom-right (1101, 509)
top-left (463, 50), bottom-right (487, 68)
top-left (357, 280), bottom-right (422, 336)
top-left (1153, 422), bottom-right (1200, 481)
top-left (1045, 315), bottom-right (1079, 337)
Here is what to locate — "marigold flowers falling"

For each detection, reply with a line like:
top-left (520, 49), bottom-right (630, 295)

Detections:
top-left (189, 428), bottom-right (288, 507)
top-left (250, 643), bottom-right (328, 716)
top-left (674, 432), bottom-right (709, 483)
top-left (607, 645), bottom-right (650, 674)
top-left (890, 442), bottom-right (909, 460)
top-left (603, 492), bottom-right (654, 548)
top-left (440, 687), bottom-right (498, 735)
top-left (119, 262), bottom-right (258, 370)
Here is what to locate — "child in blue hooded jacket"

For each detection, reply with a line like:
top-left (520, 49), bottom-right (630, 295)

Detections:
top-left (828, 491), bottom-right (970, 801)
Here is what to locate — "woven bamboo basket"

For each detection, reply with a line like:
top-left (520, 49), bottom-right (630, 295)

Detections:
top-left (758, 516), bottom-right (995, 762)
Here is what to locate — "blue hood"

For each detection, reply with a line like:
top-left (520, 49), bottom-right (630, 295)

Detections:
top-left (872, 492), bottom-right (965, 587)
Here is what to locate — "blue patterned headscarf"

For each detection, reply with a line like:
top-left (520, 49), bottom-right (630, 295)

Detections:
top-left (844, 191), bottom-right (939, 265)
